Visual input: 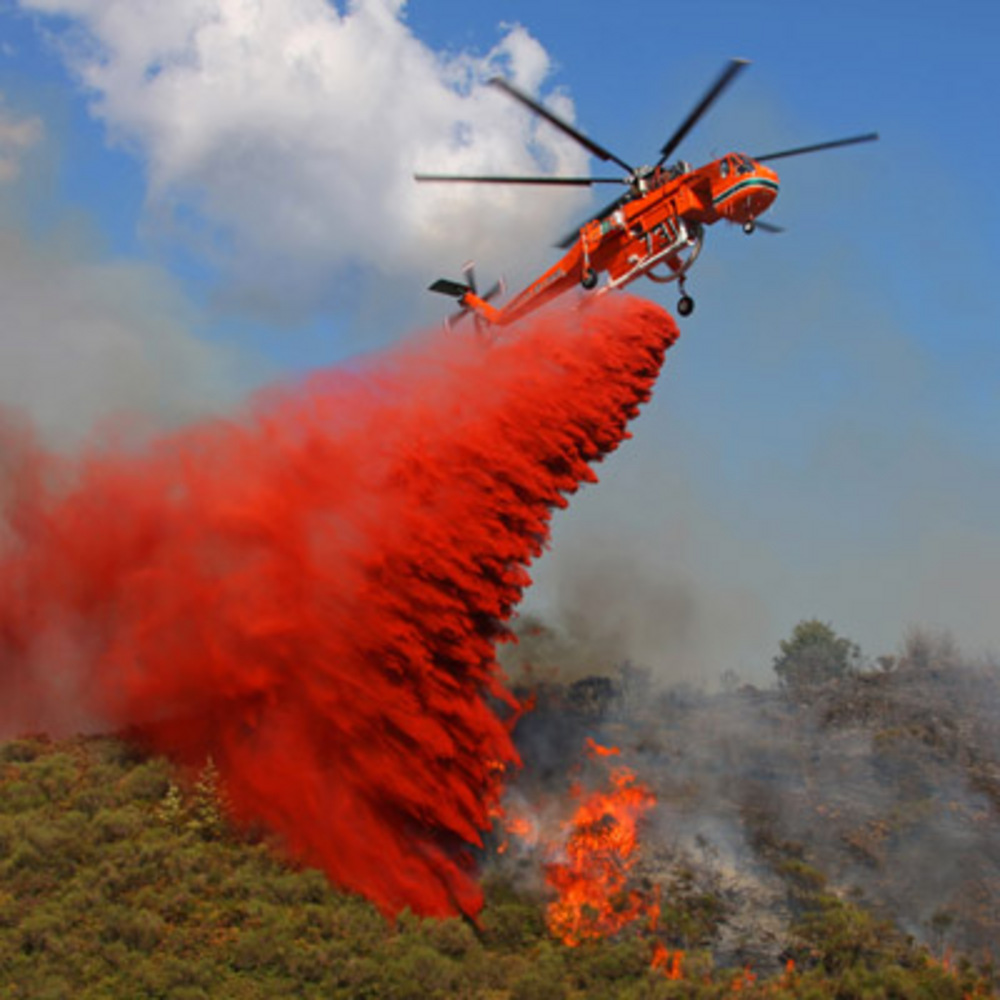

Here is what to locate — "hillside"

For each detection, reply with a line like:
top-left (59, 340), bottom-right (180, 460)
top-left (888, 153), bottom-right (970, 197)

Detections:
top-left (3, 632), bottom-right (998, 1000)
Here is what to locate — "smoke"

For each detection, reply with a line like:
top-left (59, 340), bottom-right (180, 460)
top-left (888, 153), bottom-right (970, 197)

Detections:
top-left (0, 93), bottom-right (42, 182)
top-left (499, 628), bottom-right (1000, 966)
top-left (0, 84), bottom-right (262, 448)
top-left (0, 225), bottom-right (259, 448)
top-left (0, 293), bottom-right (678, 918)
top-left (19, 0), bottom-right (590, 319)
top-left (505, 436), bottom-right (774, 688)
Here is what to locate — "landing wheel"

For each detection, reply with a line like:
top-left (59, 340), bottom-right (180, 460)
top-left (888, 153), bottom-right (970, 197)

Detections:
top-left (580, 268), bottom-right (598, 290)
top-left (677, 295), bottom-right (695, 317)
top-left (743, 221), bottom-right (756, 235)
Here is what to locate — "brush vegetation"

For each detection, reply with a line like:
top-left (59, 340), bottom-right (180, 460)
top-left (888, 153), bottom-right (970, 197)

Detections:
top-left (1, 719), bottom-right (996, 998)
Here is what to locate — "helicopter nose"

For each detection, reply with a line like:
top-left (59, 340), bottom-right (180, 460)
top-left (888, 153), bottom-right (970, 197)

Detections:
top-left (749, 171), bottom-right (779, 216)
top-left (718, 168), bottom-right (779, 224)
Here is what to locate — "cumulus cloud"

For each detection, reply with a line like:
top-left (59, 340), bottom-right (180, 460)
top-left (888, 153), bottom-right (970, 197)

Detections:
top-left (21, 0), bottom-right (591, 316)
top-left (0, 95), bottom-right (42, 182)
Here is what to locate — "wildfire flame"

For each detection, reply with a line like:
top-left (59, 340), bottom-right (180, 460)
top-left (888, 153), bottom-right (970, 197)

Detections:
top-left (652, 943), bottom-right (684, 980)
top-left (495, 813), bottom-right (537, 855)
top-left (543, 750), bottom-right (660, 947)
top-left (584, 736), bottom-right (621, 758)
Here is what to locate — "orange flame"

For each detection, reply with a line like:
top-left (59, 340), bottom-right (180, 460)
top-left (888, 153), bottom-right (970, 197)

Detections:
top-left (544, 764), bottom-right (659, 947)
top-left (496, 812), bottom-right (537, 855)
top-left (729, 966), bottom-right (757, 992)
top-left (652, 943), bottom-right (685, 980)
top-left (585, 737), bottom-right (621, 758)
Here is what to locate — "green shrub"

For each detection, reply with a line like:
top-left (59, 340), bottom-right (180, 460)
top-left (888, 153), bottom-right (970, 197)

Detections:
top-left (774, 619), bottom-right (862, 695)
top-left (510, 943), bottom-right (569, 1000)
top-left (419, 915), bottom-right (478, 958)
top-left (1, 779), bottom-right (47, 812)
top-left (93, 805), bottom-right (143, 844)
top-left (122, 759), bottom-right (171, 802)
top-left (379, 942), bottom-right (460, 999)
top-left (0, 736), bottom-right (47, 763)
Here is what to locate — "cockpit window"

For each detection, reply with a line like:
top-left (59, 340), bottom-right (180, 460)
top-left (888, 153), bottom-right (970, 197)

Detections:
top-left (736, 154), bottom-right (753, 175)
top-left (720, 158), bottom-right (730, 178)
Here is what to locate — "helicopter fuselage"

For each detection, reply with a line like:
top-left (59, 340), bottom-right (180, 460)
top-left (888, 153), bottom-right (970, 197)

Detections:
top-left (486, 154), bottom-right (779, 325)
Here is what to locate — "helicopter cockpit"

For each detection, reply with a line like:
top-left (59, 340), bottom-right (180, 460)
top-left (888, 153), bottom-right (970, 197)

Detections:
top-left (719, 153), bottom-right (756, 178)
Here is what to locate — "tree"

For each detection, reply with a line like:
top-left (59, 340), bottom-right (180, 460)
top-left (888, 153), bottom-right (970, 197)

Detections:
top-left (188, 756), bottom-right (226, 840)
top-left (773, 620), bottom-right (861, 695)
top-left (567, 675), bottom-right (621, 720)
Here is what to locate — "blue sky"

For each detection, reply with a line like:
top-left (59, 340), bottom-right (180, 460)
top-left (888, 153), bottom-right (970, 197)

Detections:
top-left (1, 0), bottom-right (998, 681)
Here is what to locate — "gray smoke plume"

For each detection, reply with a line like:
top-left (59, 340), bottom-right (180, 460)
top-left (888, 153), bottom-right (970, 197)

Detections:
top-left (497, 626), bottom-right (1000, 968)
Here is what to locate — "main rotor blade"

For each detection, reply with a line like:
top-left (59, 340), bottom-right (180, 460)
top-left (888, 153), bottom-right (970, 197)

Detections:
top-left (754, 220), bottom-right (785, 234)
top-left (657, 58), bottom-right (749, 167)
top-left (754, 132), bottom-right (879, 162)
top-left (414, 173), bottom-right (625, 186)
top-left (489, 77), bottom-right (635, 175)
top-left (555, 191), bottom-right (633, 249)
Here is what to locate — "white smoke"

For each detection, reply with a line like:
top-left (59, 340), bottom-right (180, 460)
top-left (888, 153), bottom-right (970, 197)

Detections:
top-left (0, 90), bottom-right (257, 448)
top-left (0, 223), bottom-right (259, 447)
top-left (20, 0), bottom-right (591, 317)
top-left (0, 95), bottom-right (42, 183)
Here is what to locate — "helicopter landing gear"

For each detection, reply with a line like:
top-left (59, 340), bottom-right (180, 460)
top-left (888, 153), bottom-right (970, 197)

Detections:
top-left (743, 220), bottom-right (756, 235)
top-left (676, 275), bottom-right (695, 317)
top-left (580, 267), bottom-right (598, 290)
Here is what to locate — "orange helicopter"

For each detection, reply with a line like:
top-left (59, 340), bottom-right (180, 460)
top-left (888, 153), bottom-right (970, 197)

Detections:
top-left (416, 59), bottom-right (877, 324)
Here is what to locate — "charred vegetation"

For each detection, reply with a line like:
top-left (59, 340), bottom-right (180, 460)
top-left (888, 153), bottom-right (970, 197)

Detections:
top-left (497, 618), bottom-right (1000, 989)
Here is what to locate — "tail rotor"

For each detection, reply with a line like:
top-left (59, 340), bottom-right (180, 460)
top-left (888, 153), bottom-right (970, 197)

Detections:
top-left (429, 261), bottom-right (505, 331)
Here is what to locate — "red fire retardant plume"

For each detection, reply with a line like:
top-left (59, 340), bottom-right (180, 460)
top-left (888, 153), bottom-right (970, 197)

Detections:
top-left (0, 295), bottom-right (678, 918)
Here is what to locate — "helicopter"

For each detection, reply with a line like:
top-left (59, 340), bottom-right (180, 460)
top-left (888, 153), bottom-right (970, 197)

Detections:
top-left (415, 59), bottom-right (877, 325)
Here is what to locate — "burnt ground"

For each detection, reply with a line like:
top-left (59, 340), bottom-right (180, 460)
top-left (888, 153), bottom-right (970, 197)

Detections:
top-left (498, 638), bottom-right (1000, 973)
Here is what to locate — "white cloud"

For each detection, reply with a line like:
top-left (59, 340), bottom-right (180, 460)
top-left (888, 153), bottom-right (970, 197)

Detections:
top-left (0, 95), bottom-right (43, 183)
top-left (21, 0), bottom-right (591, 316)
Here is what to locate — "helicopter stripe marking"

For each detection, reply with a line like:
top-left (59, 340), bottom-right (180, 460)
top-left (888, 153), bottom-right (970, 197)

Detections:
top-left (712, 178), bottom-right (779, 207)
